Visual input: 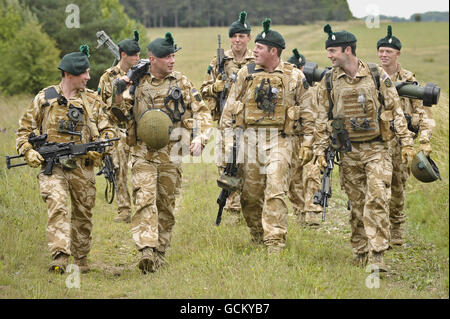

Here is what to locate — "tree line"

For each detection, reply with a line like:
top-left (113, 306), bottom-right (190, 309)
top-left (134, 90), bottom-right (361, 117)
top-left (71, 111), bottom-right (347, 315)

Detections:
top-left (119, 0), bottom-right (353, 28)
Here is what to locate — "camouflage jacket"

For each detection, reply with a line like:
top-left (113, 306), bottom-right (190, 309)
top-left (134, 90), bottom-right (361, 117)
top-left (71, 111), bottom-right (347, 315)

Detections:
top-left (98, 63), bottom-right (127, 111)
top-left (16, 84), bottom-right (115, 156)
top-left (200, 48), bottom-right (254, 120)
top-left (314, 60), bottom-right (414, 156)
top-left (122, 70), bottom-right (213, 163)
top-left (390, 64), bottom-right (434, 144)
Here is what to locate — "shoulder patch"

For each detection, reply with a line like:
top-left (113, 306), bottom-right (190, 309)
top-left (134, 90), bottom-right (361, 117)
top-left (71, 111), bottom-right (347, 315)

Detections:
top-left (97, 87), bottom-right (101, 95)
top-left (381, 73), bottom-right (388, 81)
top-left (207, 65), bottom-right (212, 75)
top-left (384, 77), bottom-right (392, 87)
top-left (192, 88), bottom-right (202, 102)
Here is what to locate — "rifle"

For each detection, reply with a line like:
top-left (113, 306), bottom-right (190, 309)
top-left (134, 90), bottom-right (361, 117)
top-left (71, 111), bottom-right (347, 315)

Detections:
top-left (96, 30), bottom-right (120, 66)
top-left (96, 154), bottom-right (117, 204)
top-left (215, 128), bottom-right (242, 226)
top-left (313, 147), bottom-right (336, 221)
top-left (217, 35), bottom-right (229, 116)
top-left (6, 133), bottom-right (119, 175)
top-left (114, 58), bottom-right (150, 97)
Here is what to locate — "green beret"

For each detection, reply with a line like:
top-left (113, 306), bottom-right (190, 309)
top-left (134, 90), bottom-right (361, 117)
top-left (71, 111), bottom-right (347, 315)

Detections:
top-left (287, 48), bottom-right (306, 68)
top-left (118, 30), bottom-right (141, 56)
top-left (147, 32), bottom-right (179, 58)
top-left (323, 24), bottom-right (357, 49)
top-left (377, 25), bottom-right (402, 51)
top-left (255, 18), bottom-right (285, 50)
top-left (58, 45), bottom-right (90, 75)
top-left (229, 11), bottom-right (251, 37)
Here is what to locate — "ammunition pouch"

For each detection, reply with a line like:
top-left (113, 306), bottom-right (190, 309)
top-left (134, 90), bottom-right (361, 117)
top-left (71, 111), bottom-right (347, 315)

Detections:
top-left (330, 118), bottom-right (352, 152)
top-left (284, 105), bottom-right (301, 135)
top-left (379, 110), bottom-right (395, 142)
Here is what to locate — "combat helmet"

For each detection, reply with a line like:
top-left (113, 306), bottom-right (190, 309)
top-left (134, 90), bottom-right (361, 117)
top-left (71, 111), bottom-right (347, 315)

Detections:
top-left (137, 109), bottom-right (174, 150)
top-left (411, 150), bottom-right (441, 183)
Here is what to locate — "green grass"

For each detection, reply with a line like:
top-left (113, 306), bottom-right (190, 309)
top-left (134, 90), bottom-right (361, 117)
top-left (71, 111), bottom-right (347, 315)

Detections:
top-left (0, 21), bottom-right (448, 299)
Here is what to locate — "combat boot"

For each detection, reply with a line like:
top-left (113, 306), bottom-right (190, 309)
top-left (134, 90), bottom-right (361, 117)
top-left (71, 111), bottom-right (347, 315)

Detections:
top-left (390, 225), bottom-right (404, 246)
top-left (49, 252), bottom-right (69, 274)
top-left (114, 211), bottom-right (131, 223)
top-left (296, 212), bottom-right (306, 226)
top-left (266, 245), bottom-right (283, 255)
top-left (368, 251), bottom-right (388, 273)
top-left (74, 257), bottom-right (90, 274)
top-left (155, 250), bottom-right (167, 269)
top-left (352, 252), bottom-right (368, 268)
top-left (304, 212), bottom-right (321, 227)
top-left (138, 247), bottom-right (157, 274)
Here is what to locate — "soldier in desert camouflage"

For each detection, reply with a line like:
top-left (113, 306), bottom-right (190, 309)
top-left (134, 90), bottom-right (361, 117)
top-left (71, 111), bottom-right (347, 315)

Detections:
top-left (114, 32), bottom-right (213, 273)
top-left (15, 46), bottom-right (116, 274)
top-left (376, 25), bottom-right (435, 246)
top-left (200, 11), bottom-right (255, 224)
top-left (286, 49), bottom-right (323, 227)
top-left (221, 19), bottom-right (315, 254)
top-left (313, 25), bottom-right (416, 272)
top-left (98, 30), bottom-right (141, 223)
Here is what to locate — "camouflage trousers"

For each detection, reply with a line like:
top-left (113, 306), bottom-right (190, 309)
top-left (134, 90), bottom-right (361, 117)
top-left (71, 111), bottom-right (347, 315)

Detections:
top-left (239, 132), bottom-right (293, 247)
top-left (388, 138), bottom-right (409, 227)
top-left (38, 160), bottom-right (96, 259)
top-left (111, 130), bottom-right (132, 215)
top-left (288, 135), bottom-right (322, 215)
top-left (130, 156), bottom-right (181, 253)
top-left (340, 141), bottom-right (392, 254)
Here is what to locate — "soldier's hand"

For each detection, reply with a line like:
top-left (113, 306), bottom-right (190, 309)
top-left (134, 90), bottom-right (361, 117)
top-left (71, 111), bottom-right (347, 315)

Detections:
top-left (190, 142), bottom-right (204, 157)
top-left (212, 74), bottom-right (225, 93)
top-left (24, 149), bottom-right (44, 168)
top-left (298, 145), bottom-right (313, 166)
top-left (419, 142), bottom-right (432, 156)
top-left (87, 151), bottom-right (103, 167)
top-left (315, 155), bottom-right (327, 172)
top-left (401, 146), bottom-right (416, 168)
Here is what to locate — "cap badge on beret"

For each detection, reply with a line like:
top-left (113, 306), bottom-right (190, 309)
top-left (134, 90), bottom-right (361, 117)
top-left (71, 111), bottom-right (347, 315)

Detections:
top-left (389, 38), bottom-right (392, 43)
top-left (262, 32), bottom-right (266, 38)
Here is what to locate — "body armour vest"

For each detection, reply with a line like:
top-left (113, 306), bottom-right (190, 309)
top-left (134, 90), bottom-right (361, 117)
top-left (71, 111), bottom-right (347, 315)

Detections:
top-left (40, 86), bottom-right (98, 144)
top-left (330, 72), bottom-right (383, 142)
top-left (133, 73), bottom-right (194, 132)
top-left (242, 63), bottom-right (293, 127)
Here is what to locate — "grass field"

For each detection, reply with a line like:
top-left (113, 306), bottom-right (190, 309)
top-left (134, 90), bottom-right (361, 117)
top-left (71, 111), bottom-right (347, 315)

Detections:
top-left (0, 21), bottom-right (448, 299)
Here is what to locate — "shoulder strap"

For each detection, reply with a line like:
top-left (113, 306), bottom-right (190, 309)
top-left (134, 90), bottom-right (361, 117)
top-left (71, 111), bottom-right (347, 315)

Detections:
top-left (325, 71), bottom-right (334, 120)
top-left (80, 91), bottom-right (100, 139)
top-left (367, 63), bottom-right (385, 118)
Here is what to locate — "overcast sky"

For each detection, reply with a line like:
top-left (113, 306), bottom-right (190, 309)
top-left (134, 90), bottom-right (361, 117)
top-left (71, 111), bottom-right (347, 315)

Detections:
top-left (347, 0), bottom-right (449, 19)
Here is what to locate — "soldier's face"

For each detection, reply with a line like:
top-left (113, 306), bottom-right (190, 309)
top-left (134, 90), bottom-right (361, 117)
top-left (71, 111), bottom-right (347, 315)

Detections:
top-left (69, 69), bottom-right (90, 89)
top-left (150, 53), bottom-right (175, 75)
top-left (230, 33), bottom-right (251, 52)
top-left (378, 47), bottom-right (400, 67)
top-left (327, 46), bottom-right (348, 67)
top-left (123, 52), bottom-right (140, 68)
top-left (253, 43), bottom-right (272, 66)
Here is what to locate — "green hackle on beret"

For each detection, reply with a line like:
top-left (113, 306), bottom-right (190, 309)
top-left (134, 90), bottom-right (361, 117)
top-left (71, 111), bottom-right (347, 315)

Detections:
top-left (255, 18), bottom-right (285, 50)
top-left (58, 44), bottom-right (91, 75)
top-left (118, 29), bottom-right (141, 56)
top-left (228, 11), bottom-right (251, 37)
top-left (376, 25), bottom-right (402, 51)
top-left (324, 24), bottom-right (357, 49)
top-left (147, 32), bottom-right (177, 58)
top-left (287, 48), bottom-right (306, 68)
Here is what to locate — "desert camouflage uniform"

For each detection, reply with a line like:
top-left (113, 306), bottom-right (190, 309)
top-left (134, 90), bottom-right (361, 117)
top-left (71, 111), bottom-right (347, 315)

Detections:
top-left (221, 61), bottom-right (314, 248)
top-left (314, 60), bottom-right (414, 255)
top-left (98, 64), bottom-right (132, 218)
top-left (388, 64), bottom-right (435, 235)
top-left (122, 71), bottom-right (212, 254)
top-left (16, 85), bottom-right (115, 259)
top-left (200, 48), bottom-right (254, 217)
top-left (288, 83), bottom-right (323, 222)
